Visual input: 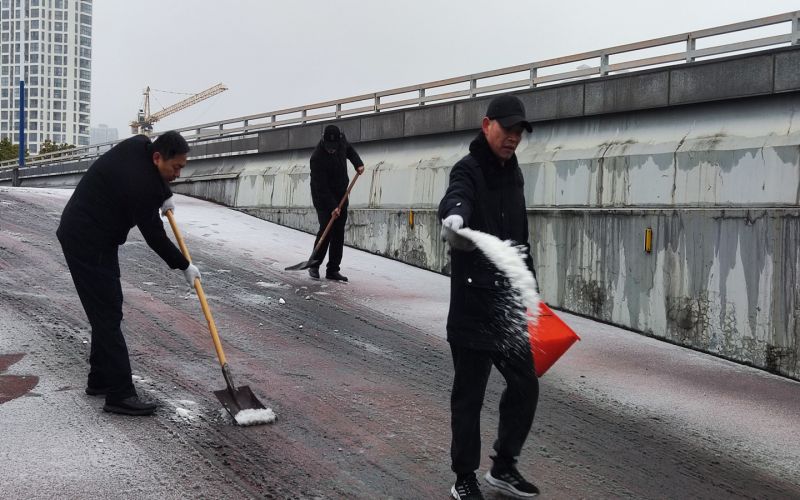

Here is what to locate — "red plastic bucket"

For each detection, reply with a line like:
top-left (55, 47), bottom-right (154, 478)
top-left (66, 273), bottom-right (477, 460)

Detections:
top-left (528, 303), bottom-right (580, 377)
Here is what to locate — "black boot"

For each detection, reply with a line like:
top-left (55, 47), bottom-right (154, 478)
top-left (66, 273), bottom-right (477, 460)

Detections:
top-left (325, 271), bottom-right (348, 282)
top-left (308, 267), bottom-right (320, 279)
top-left (103, 395), bottom-right (157, 416)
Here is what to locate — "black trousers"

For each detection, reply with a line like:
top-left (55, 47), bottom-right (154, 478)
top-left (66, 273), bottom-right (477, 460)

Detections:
top-left (311, 204), bottom-right (348, 273)
top-left (450, 343), bottom-right (538, 475)
top-left (61, 243), bottom-right (137, 401)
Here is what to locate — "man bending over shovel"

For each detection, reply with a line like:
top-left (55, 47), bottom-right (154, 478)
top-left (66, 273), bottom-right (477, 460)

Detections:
top-left (57, 131), bottom-right (201, 416)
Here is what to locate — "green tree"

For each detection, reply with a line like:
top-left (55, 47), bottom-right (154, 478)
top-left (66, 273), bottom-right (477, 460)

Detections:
top-left (38, 139), bottom-right (75, 156)
top-left (0, 137), bottom-right (20, 162)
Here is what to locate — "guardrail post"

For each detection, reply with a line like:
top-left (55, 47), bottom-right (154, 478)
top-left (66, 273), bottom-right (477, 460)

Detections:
top-left (243, 119), bottom-right (249, 132)
top-left (270, 115), bottom-right (276, 128)
top-left (686, 34), bottom-right (696, 62)
top-left (469, 78), bottom-right (477, 98)
top-left (529, 66), bottom-right (537, 88)
top-left (419, 88), bottom-right (425, 106)
top-left (301, 109), bottom-right (307, 124)
top-left (336, 103), bottom-right (342, 118)
top-left (792, 13), bottom-right (800, 45)
top-left (374, 94), bottom-right (380, 112)
top-left (600, 53), bottom-right (609, 76)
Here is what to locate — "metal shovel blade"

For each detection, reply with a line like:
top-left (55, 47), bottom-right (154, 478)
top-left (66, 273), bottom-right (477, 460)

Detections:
top-left (214, 385), bottom-right (267, 421)
top-left (285, 258), bottom-right (320, 271)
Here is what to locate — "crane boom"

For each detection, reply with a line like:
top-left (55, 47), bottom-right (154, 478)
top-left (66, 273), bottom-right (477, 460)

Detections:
top-left (130, 83), bottom-right (228, 135)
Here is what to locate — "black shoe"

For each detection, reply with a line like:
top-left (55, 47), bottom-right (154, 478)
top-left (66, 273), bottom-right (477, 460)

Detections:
top-left (85, 386), bottom-right (108, 396)
top-left (103, 396), bottom-right (157, 416)
top-left (451, 473), bottom-right (484, 500)
top-left (485, 466), bottom-right (539, 498)
top-left (308, 267), bottom-right (320, 279)
top-left (325, 271), bottom-right (348, 282)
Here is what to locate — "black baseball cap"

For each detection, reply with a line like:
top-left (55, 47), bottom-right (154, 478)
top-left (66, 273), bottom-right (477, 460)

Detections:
top-left (486, 94), bottom-right (532, 132)
top-left (323, 125), bottom-right (341, 149)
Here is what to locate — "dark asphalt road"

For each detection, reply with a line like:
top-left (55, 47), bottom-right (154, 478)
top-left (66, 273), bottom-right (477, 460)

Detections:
top-left (1, 188), bottom-right (798, 499)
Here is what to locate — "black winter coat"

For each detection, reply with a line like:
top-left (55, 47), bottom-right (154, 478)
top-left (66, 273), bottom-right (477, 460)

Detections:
top-left (438, 132), bottom-right (535, 350)
top-left (57, 135), bottom-right (189, 270)
top-left (309, 134), bottom-right (363, 213)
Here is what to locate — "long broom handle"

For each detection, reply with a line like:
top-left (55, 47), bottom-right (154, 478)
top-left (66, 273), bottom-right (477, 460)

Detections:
top-left (165, 210), bottom-right (228, 367)
top-left (310, 172), bottom-right (361, 256)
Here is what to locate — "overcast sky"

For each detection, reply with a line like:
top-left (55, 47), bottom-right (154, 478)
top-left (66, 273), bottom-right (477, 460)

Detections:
top-left (91, 0), bottom-right (800, 135)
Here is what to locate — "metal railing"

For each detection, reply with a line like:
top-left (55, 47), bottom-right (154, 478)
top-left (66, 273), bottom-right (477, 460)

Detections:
top-left (2, 10), bottom-right (798, 173)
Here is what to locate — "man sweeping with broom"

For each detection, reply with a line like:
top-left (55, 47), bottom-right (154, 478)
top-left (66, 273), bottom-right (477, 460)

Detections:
top-left (57, 131), bottom-right (200, 416)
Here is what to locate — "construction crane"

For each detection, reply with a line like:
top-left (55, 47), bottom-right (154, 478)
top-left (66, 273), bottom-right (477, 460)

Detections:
top-left (130, 83), bottom-right (228, 135)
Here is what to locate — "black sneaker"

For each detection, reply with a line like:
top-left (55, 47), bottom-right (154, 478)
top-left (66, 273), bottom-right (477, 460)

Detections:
top-left (103, 396), bottom-right (157, 416)
top-left (451, 473), bottom-right (484, 499)
top-left (485, 466), bottom-right (539, 498)
top-left (325, 271), bottom-right (348, 282)
top-left (308, 267), bottom-right (320, 279)
top-left (85, 386), bottom-right (108, 396)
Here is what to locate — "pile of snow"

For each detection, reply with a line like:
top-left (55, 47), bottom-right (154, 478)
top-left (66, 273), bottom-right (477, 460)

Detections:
top-left (234, 408), bottom-right (276, 426)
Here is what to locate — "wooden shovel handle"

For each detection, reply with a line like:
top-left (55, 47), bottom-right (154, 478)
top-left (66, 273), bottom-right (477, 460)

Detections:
top-left (165, 209), bottom-right (227, 367)
top-left (312, 172), bottom-right (361, 256)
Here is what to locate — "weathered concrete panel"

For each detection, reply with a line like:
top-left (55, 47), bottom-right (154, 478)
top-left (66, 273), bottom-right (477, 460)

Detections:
top-left (258, 129), bottom-right (289, 152)
top-left (454, 96), bottom-right (492, 131)
top-left (403, 105), bottom-right (454, 136)
top-left (532, 208), bottom-right (800, 379)
top-left (775, 50), bottom-right (800, 93)
top-left (361, 112), bottom-right (404, 141)
top-left (205, 140), bottom-right (233, 156)
top-left (585, 72), bottom-right (669, 114)
top-left (231, 137), bottom-right (258, 153)
top-left (334, 118), bottom-right (361, 144)
top-left (670, 54), bottom-right (774, 104)
top-left (189, 143), bottom-right (208, 157)
top-left (519, 85), bottom-right (585, 121)
top-left (288, 124), bottom-right (323, 149)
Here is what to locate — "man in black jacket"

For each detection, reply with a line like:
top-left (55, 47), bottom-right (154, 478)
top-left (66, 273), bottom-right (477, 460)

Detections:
top-left (308, 124), bottom-right (364, 282)
top-left (57, 131), bottom-right (201, 416)
top-left (438, 95), bottom-right (540, 500)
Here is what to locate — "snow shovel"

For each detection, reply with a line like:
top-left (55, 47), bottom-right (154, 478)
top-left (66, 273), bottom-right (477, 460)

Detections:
top-left (164, 210), bottom-right (270, 425)
top-left (285, 171), bottom-right (361, 271)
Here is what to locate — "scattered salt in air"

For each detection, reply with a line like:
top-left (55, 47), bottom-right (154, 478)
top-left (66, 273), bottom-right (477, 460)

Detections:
top-left (279, 298), bottom-right (286, 304)
top-left (458, 228), bottom-right (540, 328)
top-left (234, 408), bottom-right (276, 426)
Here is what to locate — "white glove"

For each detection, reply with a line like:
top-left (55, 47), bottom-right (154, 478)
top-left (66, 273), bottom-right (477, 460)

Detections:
top-left (160, 196), bottom-right (176, 217)
top-left (183, 263), bottom-right (201, 287)
top-left (440, 214), bottom-right (476, 251)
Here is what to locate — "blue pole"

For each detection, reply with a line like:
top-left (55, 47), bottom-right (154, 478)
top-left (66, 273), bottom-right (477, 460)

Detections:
top-left (14, 80), bottom-right (25, 187)
top-left (18, 80), bottom-right (25, 165)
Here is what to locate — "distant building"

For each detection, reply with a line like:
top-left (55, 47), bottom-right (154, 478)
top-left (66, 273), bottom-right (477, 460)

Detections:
top-left (90, 124), bottom-right (118, 145)
top-left (0, 0), bottom-right (93, 153)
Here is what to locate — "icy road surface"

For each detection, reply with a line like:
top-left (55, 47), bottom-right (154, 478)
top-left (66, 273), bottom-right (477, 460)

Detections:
top-left (1, 188), bottom-right (798, 499)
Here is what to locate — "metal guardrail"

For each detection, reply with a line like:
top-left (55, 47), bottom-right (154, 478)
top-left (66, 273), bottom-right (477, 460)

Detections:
top-left (2, 10), bottom-right (798, 173)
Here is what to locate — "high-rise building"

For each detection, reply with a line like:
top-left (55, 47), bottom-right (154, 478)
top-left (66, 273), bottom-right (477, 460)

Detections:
top-left (0, 0), bottom-right (92, 154)
top-left (89, 123), bottom-right (116, 144)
